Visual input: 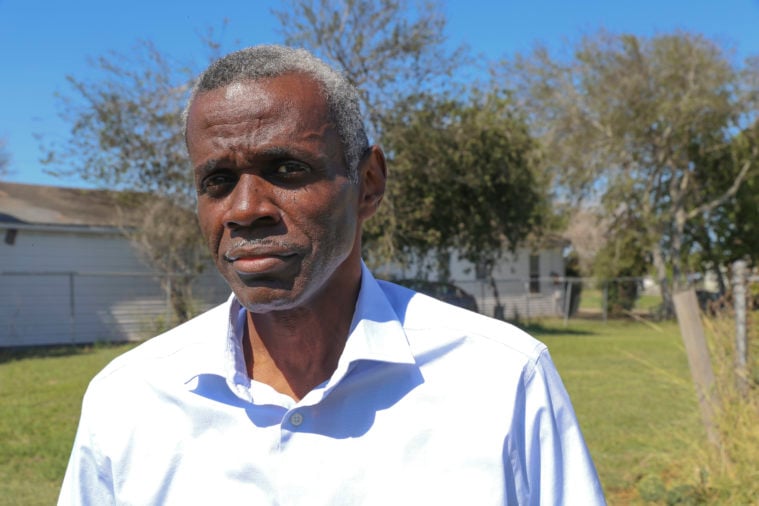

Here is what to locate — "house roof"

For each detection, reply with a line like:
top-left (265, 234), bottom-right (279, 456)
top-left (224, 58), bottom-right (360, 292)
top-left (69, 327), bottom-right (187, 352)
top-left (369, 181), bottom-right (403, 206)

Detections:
top-left (0, 182), bottom-right (139, 229)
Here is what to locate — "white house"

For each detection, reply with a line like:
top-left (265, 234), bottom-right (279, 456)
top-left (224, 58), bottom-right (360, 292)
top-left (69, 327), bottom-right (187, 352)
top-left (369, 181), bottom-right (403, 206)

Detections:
top-left (373, 236), bottom-right (569, 320)
top-left (0, 182), bottom-right (228, 347)
top-left (2, 182), bottom-right (568, 346)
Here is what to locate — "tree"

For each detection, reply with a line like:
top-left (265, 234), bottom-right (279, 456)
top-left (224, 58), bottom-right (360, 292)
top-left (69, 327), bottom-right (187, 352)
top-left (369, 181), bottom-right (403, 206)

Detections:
top-left (45, 41), bottom-right (193, 200)
top-left (272, 0), bottom-right (464, 137)
top-left (273, 0), bottom-right (554, 280)
top-left (43, 41), bottom-right (209, 323)
top-left (563, 207), bottom-right (609, 276)
top-left (119, 196), bottom-right (208, 322)
top-left (370, 90), bottom-right (548, 303)
top-left (506, 31), bottom-right (759, 313)
top-left (685, 122), bottom-right (759, 281)
top-left (591, 212), bottom-right (650, 316)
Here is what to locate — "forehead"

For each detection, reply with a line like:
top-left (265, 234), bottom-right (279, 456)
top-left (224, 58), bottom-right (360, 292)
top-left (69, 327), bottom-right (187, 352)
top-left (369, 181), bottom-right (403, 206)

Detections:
top-left (186, 73), bottom-right (331, 136)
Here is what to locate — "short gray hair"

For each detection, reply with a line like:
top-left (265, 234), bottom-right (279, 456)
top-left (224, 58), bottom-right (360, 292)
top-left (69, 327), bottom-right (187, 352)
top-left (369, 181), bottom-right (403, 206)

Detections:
top-left (184, 45), bottom-right (368, 182)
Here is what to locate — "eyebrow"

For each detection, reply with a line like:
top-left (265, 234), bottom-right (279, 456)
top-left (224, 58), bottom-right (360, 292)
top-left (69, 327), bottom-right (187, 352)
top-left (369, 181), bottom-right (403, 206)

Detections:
top-left (194, 146), bottom-right (330, 175)
top-left (194, 159), bottom-right (223, 177)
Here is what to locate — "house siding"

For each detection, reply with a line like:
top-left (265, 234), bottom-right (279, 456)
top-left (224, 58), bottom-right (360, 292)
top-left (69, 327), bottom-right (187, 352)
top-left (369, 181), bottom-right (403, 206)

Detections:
top-left (1, 226), bottom-right (229, 346)
top-left (374, 247), bottom-right (567, 319)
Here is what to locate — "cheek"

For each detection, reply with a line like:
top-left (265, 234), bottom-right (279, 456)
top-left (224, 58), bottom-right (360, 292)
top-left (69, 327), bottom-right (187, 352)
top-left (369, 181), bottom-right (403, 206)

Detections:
top-left (311, 189), bottom-right (358, 248)
top-left (196, 204), bottom-right (223, 253)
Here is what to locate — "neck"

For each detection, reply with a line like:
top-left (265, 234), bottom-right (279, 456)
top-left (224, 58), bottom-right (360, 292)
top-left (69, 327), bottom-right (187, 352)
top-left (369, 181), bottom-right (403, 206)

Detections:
top-left (242, 268), bottom-right (362, 401)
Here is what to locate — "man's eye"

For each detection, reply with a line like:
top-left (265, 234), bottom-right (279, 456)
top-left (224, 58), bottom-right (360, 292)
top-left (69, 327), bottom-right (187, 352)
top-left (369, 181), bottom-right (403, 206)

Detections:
top-left (273, 162), bottom-right (310, 176)
top-left (200, 174), bottom-right (235, 195)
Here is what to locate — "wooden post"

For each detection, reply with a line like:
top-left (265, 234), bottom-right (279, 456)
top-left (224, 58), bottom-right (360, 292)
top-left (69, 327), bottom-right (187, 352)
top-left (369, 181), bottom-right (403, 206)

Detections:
top-left (165, 276), bottom-right (173, 323)
top-left (673, 289), bottom-right (722, 450)
top-left (733, 260), bottom-right (749, 397)
top-left (69, 272), bottom-right (77, 343)
top-left (563, 279), bottom-right (572, 328)
top-left (524, 281), bottom-right (530, 322)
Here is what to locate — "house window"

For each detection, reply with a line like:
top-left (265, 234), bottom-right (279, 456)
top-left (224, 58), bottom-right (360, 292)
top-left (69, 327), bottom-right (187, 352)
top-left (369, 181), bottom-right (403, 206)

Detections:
top-left (529, 254), bottom-right (540, 293)
top-left (4, 229), bottom-right (17, 245)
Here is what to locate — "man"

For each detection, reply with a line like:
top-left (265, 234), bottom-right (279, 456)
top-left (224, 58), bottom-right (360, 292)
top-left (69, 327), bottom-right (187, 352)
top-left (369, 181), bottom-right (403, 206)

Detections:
top-left (60, 45), bottom-right (605, 505)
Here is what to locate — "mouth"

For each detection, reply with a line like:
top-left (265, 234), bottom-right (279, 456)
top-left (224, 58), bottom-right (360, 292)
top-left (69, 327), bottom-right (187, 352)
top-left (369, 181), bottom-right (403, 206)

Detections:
top-left (223, 244), bottom-right (300, 276)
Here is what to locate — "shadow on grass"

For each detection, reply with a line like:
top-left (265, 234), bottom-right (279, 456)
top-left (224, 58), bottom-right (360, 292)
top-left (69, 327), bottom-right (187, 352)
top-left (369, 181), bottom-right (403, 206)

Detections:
top-left (515, 322), bottom-right (598, 337)
top-left (0, 342), bottom-right (129, 365)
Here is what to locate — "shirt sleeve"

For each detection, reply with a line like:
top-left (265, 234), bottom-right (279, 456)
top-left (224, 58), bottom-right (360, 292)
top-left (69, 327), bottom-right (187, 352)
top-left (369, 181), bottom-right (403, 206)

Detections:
top-left (521, 348), bottom-right (606, 505)
top-left (58, 385), bottom-right (116, 506)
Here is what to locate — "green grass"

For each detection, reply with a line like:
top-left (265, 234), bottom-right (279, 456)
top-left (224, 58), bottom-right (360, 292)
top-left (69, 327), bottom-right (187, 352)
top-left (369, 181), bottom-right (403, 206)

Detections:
top-left (1, 321), bottom-right (706, 505)
top-left (526, 318), bottom-right (705, 504)
top-left (579, 288), bottom-right (605, 310)
top-left (579, 288), bottom-right (663, 315)
top-left (0, 344), bottom-right (136, 506)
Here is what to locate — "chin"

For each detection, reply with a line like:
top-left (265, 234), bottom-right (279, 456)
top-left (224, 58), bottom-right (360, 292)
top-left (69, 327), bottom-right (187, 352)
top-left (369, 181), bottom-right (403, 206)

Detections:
top-left (229, 283), bottom-right (302, 313)
top-left (238, 295), bottom-right (303, 314)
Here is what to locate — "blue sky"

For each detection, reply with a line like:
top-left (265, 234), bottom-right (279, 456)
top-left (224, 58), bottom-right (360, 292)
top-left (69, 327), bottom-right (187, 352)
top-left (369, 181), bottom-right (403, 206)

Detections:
top-left (2, 0), bottom-right (759, 188)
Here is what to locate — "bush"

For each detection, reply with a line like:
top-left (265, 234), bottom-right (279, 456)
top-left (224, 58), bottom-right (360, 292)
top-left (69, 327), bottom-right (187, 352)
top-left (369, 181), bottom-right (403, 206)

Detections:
top-left (605, 278), bottom-right (640, 316)
top-left (693, 313), bottom-right (759, 503)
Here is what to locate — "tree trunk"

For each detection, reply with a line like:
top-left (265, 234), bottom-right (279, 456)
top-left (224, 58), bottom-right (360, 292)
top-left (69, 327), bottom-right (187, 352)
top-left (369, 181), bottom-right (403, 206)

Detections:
top-left (699, 223), bottom-right (727, 293)
top-left (651, 243), bottom-right (674, 319)
top-left (488, 267), bottom-right (505, 320)
top-left (671, 207), bottom-right (688, 292)
top-left (167, 275), bottom-right (194, 323)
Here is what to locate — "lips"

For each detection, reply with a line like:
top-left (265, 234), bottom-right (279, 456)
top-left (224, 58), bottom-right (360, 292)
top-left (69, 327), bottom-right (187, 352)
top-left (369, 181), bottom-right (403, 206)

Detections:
top-left (223, 244), bottom-right (300, 276)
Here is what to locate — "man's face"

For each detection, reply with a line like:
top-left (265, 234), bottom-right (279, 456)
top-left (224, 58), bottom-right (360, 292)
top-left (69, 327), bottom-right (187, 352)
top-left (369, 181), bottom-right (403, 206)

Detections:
top-left (186, 74), bottom-right (363, 313)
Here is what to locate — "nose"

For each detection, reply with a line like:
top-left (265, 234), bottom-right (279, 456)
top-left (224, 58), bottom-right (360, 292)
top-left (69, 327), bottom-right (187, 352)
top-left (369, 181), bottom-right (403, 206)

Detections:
top-left (223, 174), bottom-right (281, 230)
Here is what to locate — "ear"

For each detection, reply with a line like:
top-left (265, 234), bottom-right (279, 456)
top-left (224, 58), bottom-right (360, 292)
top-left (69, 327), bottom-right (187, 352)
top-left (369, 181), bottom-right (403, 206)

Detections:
top-left (357, 145), bottom-right (387, 221)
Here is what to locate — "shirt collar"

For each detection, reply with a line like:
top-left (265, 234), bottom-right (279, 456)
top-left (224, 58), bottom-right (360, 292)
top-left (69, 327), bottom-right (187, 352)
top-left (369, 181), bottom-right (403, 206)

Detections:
top-left (341, 261), bottom-right (416, 366)
top-left (223, 295), bottom-right (254, 402)
top-left (221, 262), bottom-right (416, 404)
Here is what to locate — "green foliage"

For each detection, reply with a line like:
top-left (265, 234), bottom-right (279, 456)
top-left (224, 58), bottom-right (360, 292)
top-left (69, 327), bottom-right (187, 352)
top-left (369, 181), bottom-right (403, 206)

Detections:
top-left (698, 314), bottom-right (759, 504)
top-left (507, 31), bottom-right (759, 308)
top-left (368, 91), bottom-right (547, 275)
top-left (686, 122), bottom-right (759, 270)
top-left (592, 214), bottom-right (649, 315)
top-left (563, 250), bottom-right (583, 316)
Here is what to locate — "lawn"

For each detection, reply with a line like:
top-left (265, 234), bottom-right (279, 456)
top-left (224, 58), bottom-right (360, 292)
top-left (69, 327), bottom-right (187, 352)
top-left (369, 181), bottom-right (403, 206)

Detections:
top-left (579, 288), bottom-right (664, 316)
top-left (0, 344), bottom-right (136, 505)
top-left (0, 320), bottom-right (706, 505)
top-left (529, 319), bottom-right (706, 504)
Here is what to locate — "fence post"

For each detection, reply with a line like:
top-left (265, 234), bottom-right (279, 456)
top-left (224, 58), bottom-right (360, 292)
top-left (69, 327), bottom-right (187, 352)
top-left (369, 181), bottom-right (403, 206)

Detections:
top-left (673, 289), bottom-right (722, 451)
top-left (733, 260), bottom-right (749, 397)
top-left (602, 281), bottom-right (608, 323)
top-left (69, 272), bottom-right (76, 343)
top-left (165, 276), bottom-right (173, 324)
top-left (524, 282), bottom-right (530, 322)
top-left (563, 278), bottom-right (572, 328)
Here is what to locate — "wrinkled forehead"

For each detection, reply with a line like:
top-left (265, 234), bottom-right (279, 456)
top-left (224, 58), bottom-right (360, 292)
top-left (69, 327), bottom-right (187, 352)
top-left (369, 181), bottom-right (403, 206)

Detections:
top-left (186, 74), bottom-right (333, 139)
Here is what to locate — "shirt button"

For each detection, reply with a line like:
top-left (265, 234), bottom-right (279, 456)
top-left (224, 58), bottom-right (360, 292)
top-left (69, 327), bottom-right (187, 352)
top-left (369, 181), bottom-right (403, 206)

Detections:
top-left (289, 412), bottom-right (304, 427)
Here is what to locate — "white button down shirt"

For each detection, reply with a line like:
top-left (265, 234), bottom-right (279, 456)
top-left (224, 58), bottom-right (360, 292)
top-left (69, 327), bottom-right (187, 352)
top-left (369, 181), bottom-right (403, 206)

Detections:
top-left (59, 264), bottom-right (605, 505)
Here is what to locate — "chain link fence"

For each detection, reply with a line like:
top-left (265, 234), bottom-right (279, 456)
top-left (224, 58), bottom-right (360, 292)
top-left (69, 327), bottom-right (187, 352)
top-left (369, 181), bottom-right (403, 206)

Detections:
top-left (2, 268), bottom-right (756, 347)
top-left (1, 270), bottom-right (229, 347)
top-left (454, 273), bottom-right (757, 324)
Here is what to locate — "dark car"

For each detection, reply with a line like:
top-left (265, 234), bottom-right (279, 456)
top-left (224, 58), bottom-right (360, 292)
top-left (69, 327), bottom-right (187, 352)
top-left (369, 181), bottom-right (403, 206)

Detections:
top-left (695, 289), bottom-right (726, 315)
top-left (394, 279), bottom-right (479, 313)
